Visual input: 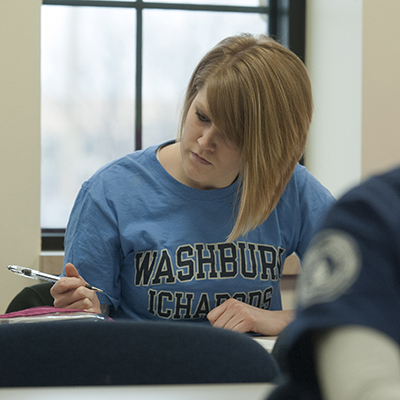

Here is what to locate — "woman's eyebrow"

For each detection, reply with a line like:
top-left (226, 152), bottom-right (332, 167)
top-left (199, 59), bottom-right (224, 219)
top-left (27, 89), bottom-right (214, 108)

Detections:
top-left (195, 100), bottom-right (210, 115)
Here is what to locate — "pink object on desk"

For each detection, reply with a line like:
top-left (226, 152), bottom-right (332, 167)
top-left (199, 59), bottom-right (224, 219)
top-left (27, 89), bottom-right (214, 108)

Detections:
top-left (0, 306), bottom-right (111, 323)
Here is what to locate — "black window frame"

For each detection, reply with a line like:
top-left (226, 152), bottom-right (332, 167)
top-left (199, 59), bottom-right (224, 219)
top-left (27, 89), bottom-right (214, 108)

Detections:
top-left (41, 0), bottom-right (306, 251)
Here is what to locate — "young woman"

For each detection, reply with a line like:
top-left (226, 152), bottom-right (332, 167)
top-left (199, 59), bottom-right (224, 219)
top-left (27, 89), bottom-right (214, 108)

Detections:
top-left (51, 33), bottom-right (334, 336)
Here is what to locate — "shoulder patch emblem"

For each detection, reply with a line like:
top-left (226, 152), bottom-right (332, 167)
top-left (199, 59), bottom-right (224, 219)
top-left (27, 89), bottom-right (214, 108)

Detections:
top-left (297, 229), bottom-right (361, 308)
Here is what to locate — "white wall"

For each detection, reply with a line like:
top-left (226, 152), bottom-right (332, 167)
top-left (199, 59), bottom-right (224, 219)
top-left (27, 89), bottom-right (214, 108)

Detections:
top-left (0, 0), bottom-right (41, 312)
top-left (305, 0), bottom-right (400, 198)
top-left (305, 0), bottom-right (363, 198)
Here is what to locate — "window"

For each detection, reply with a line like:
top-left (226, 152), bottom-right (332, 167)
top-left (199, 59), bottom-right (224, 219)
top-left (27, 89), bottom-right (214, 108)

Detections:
top-left (41, 0), bottom-right (306, 250)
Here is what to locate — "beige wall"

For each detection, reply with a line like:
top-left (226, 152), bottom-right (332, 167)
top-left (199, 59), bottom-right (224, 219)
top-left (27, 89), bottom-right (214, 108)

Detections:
top-left (362, 0), bottom-right (400, 178)
top-left (0, 0), bottom-right (42, 313)
top-left (1, 0), bottom-right (400, 312)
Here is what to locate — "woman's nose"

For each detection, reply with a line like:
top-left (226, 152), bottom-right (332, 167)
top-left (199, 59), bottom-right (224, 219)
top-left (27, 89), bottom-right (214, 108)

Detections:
top-left (198, 126), bottom-right (218, 151)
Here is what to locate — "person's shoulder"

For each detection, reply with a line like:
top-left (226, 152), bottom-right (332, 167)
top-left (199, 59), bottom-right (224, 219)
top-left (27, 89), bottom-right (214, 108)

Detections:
top-left (84, 143), bottom-right (162, 185)
top-left (365, 166), bottom-right (400, 189)
top-left (291, 163), bottom-right (319, 184)
top-left (340, 166), bottom-right (400, 203)
top-left (287, 163), bottom-right (334, 202)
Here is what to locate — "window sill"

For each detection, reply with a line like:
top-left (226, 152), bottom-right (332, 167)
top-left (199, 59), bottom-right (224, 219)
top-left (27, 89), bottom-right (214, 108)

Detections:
top-left (40, 251), bottom-right (64, 275)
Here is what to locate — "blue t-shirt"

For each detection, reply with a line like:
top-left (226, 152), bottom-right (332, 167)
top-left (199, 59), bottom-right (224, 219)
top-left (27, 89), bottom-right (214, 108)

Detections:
top-left (64, 141), bottom-right (334, 321)
top-left (268, 166), bottom-right (400, 400)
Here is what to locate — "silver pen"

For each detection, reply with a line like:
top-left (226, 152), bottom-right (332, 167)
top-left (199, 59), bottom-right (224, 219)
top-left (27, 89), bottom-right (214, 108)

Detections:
top-left (7, 265), bottom-right (103, 293)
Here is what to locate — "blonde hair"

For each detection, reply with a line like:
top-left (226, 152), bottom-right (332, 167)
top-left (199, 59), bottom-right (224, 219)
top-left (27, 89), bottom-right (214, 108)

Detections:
top-left (179, 33), bottom-right (313, 241)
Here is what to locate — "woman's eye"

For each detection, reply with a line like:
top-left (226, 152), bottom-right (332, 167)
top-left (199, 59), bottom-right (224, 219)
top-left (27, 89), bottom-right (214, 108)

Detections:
top-left (195, 111), bottom-right (209, 123)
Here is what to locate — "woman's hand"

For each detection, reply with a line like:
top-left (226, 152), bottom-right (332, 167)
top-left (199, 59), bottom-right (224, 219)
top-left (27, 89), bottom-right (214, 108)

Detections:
top-left (207, 298), bottom-right (294, 336)
top-left (50, 263), bottom-right (101, 314)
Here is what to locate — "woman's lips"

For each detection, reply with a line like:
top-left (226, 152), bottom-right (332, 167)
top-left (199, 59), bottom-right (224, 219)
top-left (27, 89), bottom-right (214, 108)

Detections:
top-left (191, 151), bottom-right (212, 165)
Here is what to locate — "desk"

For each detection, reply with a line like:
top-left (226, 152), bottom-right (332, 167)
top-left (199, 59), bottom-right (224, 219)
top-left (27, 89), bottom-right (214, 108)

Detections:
top-left (0, 383), bottom-right (275, 400)
top-left (252, 336), bottom-right (277, 353)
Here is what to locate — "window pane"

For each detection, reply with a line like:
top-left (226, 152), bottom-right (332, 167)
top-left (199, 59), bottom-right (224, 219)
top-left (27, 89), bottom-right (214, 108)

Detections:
top-left (41, 6), bottom-right (136, 228)
top-left (142, 9), bottom-right (268, 148)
